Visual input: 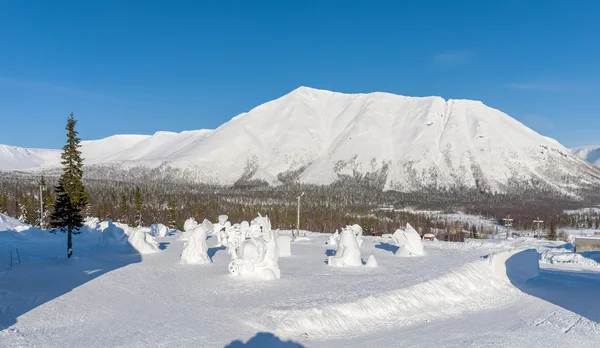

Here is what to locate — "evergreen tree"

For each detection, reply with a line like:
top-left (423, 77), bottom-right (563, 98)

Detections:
top-left (548, 220), bottom-right (557, 241)
top-left (471, 225), bottom-right (479, 239)
top-left (49, 113), bottom-right (87, 259)
top-left (49, 178), bottom-right (84, 258)
top-left (118, 194), bottom-right (128, 223)
top-left (0, 193), bottom-right (8, 215)
top-left (59, 113), bottom-right (88, 210)
top-left (18, 199), bottom-right (29, 223)
top-left (134, 186), bottom-right (142, 226)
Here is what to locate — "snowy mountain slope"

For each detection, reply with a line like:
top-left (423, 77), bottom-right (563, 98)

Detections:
top-left (2, 87), bottom-right (600, 192)
top-left (572, 145), bottom-right (600, 167)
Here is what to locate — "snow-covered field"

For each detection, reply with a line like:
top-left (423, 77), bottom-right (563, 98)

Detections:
top-left (1, 214), bottom-right (600, 347)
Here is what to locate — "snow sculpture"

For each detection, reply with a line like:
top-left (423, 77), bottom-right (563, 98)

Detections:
top-left (228, 215), bottom-right (280, 280)
top-left (328, 228), bottom-right (362, 267)
top-left (393, 223), bottom-right (425, 257)
top-left (365, 255), bottom-right (378, 268)
top-left (127, 227), bottom-right (160, 254)
top-left (326, 230), bottom-right (340, 246)
top-left (150, 223), bottom-right (169, 237)
top-left (180, 222), bottom-right (211, 265)
top-left (350, 224), bottom-right (364, 247)
top-left (214, 215), bottom-right (230, 246)
top-left (183, 218), bottom-right (198, 232)
top-left (277, 234), bottom-right (292, 257)
top-left (100, 220), bottom-right (127, 245)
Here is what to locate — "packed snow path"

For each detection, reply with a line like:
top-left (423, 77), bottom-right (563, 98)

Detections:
top-left (1, 229), bottom-right (599, 347)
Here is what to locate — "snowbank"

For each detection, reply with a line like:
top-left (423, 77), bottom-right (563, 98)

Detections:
top-left (0, 213), bottom-right (30, 232)
top-left (127, 227), bottom-right (160, 254)
top-left (539, 249), bottom-right (600, 268)
top-left (100, 220), bottom-right (128, 245)
top-left (272, 248), bottom-right (539, 338)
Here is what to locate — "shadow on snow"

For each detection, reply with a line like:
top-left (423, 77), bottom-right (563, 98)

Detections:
top-left (507, 252), bottom-right (600, 324)
top-left (375, 242), bottom-right (399, 254)
top-left (0, 230), bottom-right (143, 331)
top-left (224, 332), bottom-right (305, 348)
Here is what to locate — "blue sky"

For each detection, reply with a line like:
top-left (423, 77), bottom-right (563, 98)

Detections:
top-left (1, 0), bottom-right (598, 148)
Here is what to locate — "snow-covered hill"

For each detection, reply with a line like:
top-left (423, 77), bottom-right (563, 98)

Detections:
top-left (2, 86), bottom-right (600, 192)
top-left (572, 145), bottom-right (600, 167)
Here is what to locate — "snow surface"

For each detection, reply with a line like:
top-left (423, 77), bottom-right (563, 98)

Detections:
top-left (1, 214), bottom-right (600, 347)
top-left (2, 87), bottom-right (600, 192)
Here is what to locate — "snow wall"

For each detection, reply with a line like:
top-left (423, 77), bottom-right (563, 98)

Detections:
top-left (270, 248), bottom-right (539, 339)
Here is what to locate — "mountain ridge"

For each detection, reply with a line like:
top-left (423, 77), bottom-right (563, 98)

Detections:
top-left (2, 86), bottom-right (600, 193)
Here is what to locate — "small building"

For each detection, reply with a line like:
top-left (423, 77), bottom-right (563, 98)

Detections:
top-left (575, 237), bottom-right (600, 252)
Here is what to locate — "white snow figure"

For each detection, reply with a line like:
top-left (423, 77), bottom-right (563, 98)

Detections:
top-left (350, 224), bottom-right (364, 247)
top-left (127, 227), bottom-right (160, 254)
top-left (100, 220), bottom-right (127, 245)
top-left (328, 228), bottom-right (362, 267)
top-left (228, 215), bottom-right (280, 280)
top-left (150, 223), bottom-right (169, 237)
top-left (393, 223), bottom-right (425, 257)
top-left (183, 218), bottom-right (198, 232)
top-left (180, 223), bottom-right (211, 265)
top-left (327, 230), bottom-right (340, 246)
top-left (214, 215), bottom-right (230, 246)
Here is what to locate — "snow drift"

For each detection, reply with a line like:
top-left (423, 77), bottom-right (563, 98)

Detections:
top-left (271, 248), bottom-right (539, 338)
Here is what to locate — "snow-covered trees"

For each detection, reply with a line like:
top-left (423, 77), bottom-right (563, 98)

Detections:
top-left (134, 186), bottom-right (142, 226)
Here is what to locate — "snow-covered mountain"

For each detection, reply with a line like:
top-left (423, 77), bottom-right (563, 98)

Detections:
top-left (2, 86), bottom-right (600, 193)
top-left (572, 145), bottom-right (600, 167)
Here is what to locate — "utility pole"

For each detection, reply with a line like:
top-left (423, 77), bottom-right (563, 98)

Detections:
top-left (503, 215), bottom-right (513, 239)
top-left (533, 217), bottom-right (544, 239)
top-left (296, 192), bottom-right (304, 237)
top-left (39, 182), bottom-right (44, 229)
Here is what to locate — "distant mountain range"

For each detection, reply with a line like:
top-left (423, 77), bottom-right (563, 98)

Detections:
top-left (571, 145), bottom-right (600, 167)
top-left (2, 86), bottom-right (600, 194)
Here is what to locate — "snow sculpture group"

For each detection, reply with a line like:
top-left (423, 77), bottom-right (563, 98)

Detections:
top-left (178, 214), bottom-right (288, 280)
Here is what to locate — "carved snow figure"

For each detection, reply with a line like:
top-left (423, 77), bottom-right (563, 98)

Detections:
top-left (328, 228), bottom-right (362, 267)
top-left (183, 218), bottom-right (198, 232)
top-left (150, 223), bottom-right (169, 237)
top-left (326, 230), bottom-right (340, 246)
top-left (101, 220), bottom-right (127, 245)
top-left (215, 216), bottom-right (231, 246)
top-left (180, 222), bottom-right (211, 265)
top-left (228, 215), bottom-right (280, 280)
top-left (393, 223), bottom-right (425, 257)
top-left (127, 227), bottom-right (160, 254)
top-left (350, 224), bottom-right (364, 247)
top-left (365, 254), bottom-right (378, 268)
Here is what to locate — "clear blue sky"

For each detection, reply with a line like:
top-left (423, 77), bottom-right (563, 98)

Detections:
top-left (1, 0), bottom-right (598, 148)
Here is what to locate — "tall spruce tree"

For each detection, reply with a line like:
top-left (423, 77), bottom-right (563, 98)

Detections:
top-left (49, 113), bottom-right (87, 259)
top-left (548, 220), bottom-right (557, 241)
top-left (49, 179), bottom-right (84, 258)
top-left (134, 187), bottom-right (142, 226)
top-left (118, 194), bottom-right (128, 223)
